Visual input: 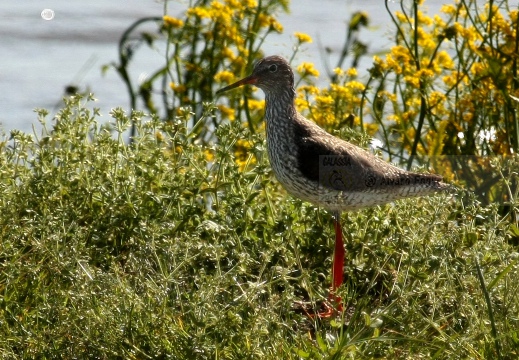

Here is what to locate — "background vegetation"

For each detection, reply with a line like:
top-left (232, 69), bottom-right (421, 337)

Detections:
top-left (1, 0), bottom-right (518, 358)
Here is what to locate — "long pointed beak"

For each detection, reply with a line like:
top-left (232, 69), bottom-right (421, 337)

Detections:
top-left (216, 74), bottom-right (257, 95)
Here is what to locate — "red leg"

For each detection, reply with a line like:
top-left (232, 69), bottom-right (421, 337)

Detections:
top-left (332, 213), bottom-right (345, 291)
top-left (329, 212), bottom-right (344, 311)
top-left (303, 212), bottom-right (345, 319)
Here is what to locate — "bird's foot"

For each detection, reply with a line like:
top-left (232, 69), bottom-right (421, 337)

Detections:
top-left (293, 295), bottom-right (343, 319)
top-left (328, 292), bottom-right (343, 313)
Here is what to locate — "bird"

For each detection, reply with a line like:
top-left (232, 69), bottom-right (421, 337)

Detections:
top-left (216, 55), bottom-right (451, 317)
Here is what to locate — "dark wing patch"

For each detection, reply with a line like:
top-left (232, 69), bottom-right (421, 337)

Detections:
top-left (294, 123), bottom-right (360, 190)
top-left (295, 137), bottom-right (324, 182)
top-left (292, 119), bottom-right (446, 193)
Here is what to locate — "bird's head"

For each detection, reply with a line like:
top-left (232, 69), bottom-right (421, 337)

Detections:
top-left (216, 55), bottom-right (294, 96)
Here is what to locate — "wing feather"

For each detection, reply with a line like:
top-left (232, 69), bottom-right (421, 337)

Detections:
top-left (293, 118), bottom-right (443, 193)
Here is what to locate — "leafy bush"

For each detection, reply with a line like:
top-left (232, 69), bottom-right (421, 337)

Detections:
top-left (0, 93), bottom-right (517, 358)
top-left (1, 0), bottom-right (519, 358)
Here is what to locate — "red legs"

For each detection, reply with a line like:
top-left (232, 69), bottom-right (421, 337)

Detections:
top-left (329, 211), bottom-right (344, 312)
top-left (306, 211), bottom-right (345, 319)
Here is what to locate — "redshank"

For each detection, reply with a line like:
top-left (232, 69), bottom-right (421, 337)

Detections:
top-left (216, 55), bottom-right (450, 317)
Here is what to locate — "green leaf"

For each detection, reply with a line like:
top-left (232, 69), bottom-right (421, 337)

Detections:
top-left (508, 224), bottom-right (519, 237)
top-left (488, 258), bottom-right (519, 291)
top-left (294, 348), bottom-right (310, 358)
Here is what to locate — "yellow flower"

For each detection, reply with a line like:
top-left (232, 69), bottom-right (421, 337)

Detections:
top-left (395, 11), bottom-right (407, 23)
top-left (187, 7), bottom-right (211, 19)
top-left (433, 14), bottom-right (446, 29)
top-left (438, 50), bottom-right (453, 67)
top-left (417, 10), bottom-right (433, 26)
top-left (429, 91), bottom-right (447, 111)
top-left (297, 62), bottom-right (319, 78)
top-left (234, 139), bottom-right (255, 171)
top-left (333, 68), bottom-right (344, 76)
top-left (315, 94), bottom-right (334, 106)
top-left (232, 55), bottom-right (246, 69)
top-left (223, 0), bottom-right (257, 8)
top-left (470, 62), bottom-right (486, 76)
top-left (346, 68), bottom-right (358, 77)
top-left (210, 1), bottom-right (233, 25)
top-left (170, 82), bottom-right (187, 93)
top-left (330, 83), bottom-right (349, 98)
top-left (385, 54), bottom-right (403, 74)
top-left (298, 85), bottom-right (319, 95)
top-left (391, 45), bottom-right (412, 63)
top-left (416, 28), bottom-right (436, 52)
top-left (204, 148), bottom-right (215, 162)
top-left (441, 4), bottom-right (457, 15)
top-left (386, 45), bottom-right (414, 74)
top-left (221, 47), bottom-right (236, 60)
top-left (155, 131), bottom-right (165, 142)
top-left (271, 19), bottom-right (284, 33)
top-left (442, 73), bottom-right (458, 88)
top-left (295, 97), bottom-right (310, 112)
top-left (364, 123), bottom-right (378, 135)
top-left (387, 114), bottom-right (399, 123)
top-left (163, 15), bottom-right (184, 28)
top-left (258, 14), bottom-right (283, 33)
top-left (418, 68), bottom-right (434, 79)
top-left (243, 99), bottom-right (265, 111)
top-left (345, 80), bottom-right (365, 92)
top-left (370, 55), bottom-right (387, 77)
top-left (379, 90), bottom-right (397, 102)
top-left (257, 13), bottom-right (270, 28)
top-left (218, 104), bottom-right (235, 120)
top-left (314, 110), bottom-right (335, 127)
top-left (402, 110), bottom-right (418, 123)
top-left (294, 32), bottom-right (312, 44)
top-left (214, 70), bottom-right (235, 84)
top-left (224, 0), bottom-right (244, 9)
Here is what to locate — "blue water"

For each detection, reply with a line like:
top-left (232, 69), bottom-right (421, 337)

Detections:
top-left (0, 0), bottom-right (452, 133)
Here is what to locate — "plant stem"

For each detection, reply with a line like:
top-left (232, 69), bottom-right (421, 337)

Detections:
top-left (475, 257), bottom-right (502, 360)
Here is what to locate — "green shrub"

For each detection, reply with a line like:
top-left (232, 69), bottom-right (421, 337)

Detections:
top-left (0, 94), bottom-right (517, 358)
top-left (1, 0), bottom-right (519, 357)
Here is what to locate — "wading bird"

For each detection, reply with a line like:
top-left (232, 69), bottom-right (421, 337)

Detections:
top-left (216, 55), bottom-right (450, 317)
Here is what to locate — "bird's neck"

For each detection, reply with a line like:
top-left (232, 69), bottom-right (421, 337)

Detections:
top-left (264, 86), bottom-right (297, 129)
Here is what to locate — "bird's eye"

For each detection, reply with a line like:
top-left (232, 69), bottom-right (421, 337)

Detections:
top-left (268, 64), bottom-right (277, 72)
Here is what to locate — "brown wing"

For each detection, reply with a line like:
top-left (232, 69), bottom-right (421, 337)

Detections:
top-left (293, 119), bottom-right (444, 193)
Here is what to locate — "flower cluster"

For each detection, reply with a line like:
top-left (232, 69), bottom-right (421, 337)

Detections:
top-left (364, 0), bottom-right (519, 199)
top-left (293, 32), bottom-right (312, 44)
top-left (163, 15), bottom-right (184, 28)
top-left (295, 67), bottom-right (369, 134)
top-left (296, 62), bottom-right (319, 79)
top-left (120, 0), bottom-right (288, 135)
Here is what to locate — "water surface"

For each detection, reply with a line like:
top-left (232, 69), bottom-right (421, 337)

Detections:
top-left (0, 0), bottom-right (454, 133)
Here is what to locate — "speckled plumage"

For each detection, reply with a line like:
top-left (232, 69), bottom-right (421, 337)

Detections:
top-left (217, 55), bottom-right (450, 212)
top-left (217, 56), bottom-right (452, 315)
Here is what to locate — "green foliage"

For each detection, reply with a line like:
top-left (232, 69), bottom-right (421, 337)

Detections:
top-left (2, 0), bottom-right (519, 358)
top-left (0, 95), bottom-right (518, 358)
